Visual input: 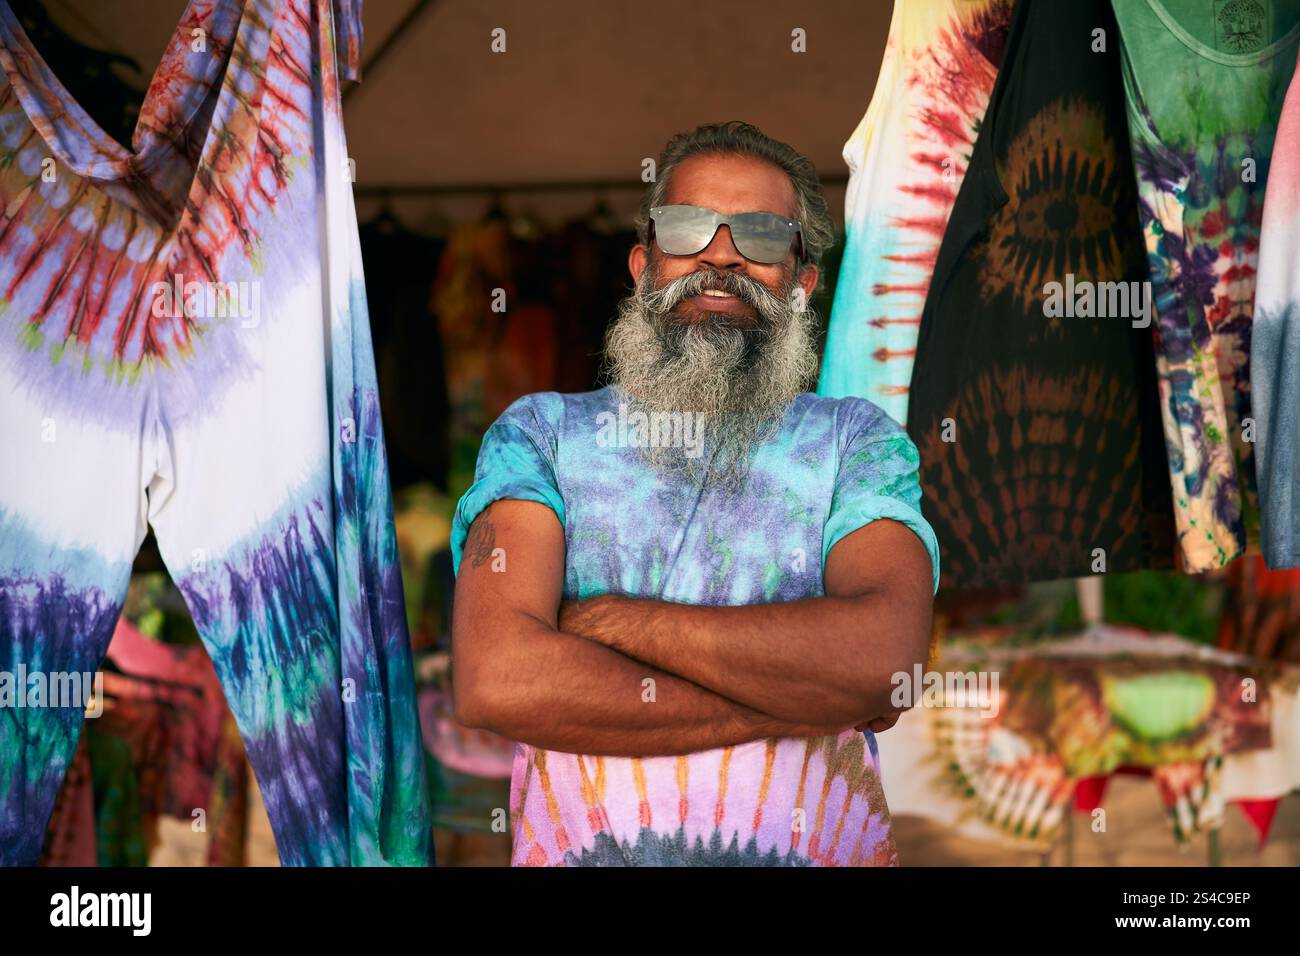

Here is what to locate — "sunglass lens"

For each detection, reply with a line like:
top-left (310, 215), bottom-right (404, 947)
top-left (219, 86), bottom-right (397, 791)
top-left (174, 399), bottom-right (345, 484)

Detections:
top-left (653, 206), bottom-right (718, 256)
top-left (730, 213), bottom-right (797, 264)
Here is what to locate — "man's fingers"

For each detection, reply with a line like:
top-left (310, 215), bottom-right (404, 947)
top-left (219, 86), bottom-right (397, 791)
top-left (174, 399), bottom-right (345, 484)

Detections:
top-left (867, 713), bottom-right (901, 733)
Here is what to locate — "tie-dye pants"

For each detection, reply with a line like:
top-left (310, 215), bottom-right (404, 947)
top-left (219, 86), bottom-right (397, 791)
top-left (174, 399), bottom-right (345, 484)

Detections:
top-left (0, 0), bottom-right (433, 865)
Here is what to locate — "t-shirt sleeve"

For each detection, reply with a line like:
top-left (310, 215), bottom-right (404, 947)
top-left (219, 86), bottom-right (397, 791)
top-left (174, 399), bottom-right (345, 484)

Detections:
top-left (822, 408), bottom-right (941, 593)
top-left (449, 399), bottom-right (566, 576)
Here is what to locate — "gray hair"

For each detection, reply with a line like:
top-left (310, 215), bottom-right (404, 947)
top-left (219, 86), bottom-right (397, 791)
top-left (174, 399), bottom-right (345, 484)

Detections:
top-left (634, 121), bottom-right (835, 277)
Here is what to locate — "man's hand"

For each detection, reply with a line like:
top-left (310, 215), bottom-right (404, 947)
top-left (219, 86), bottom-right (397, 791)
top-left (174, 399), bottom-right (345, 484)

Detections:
top-left (855, 711), bottom-right (904, 734)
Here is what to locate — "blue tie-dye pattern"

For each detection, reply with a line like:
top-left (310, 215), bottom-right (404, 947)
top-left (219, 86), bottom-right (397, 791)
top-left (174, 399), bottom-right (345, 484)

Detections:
top-left (331, 278), bottom-right (433, 865)
top-left (1253, 303), bottom-right (1300, 568)
top-left (0, 511), bottom-right (131, 863)
top-left (452, 386), bottom-right (939, 611)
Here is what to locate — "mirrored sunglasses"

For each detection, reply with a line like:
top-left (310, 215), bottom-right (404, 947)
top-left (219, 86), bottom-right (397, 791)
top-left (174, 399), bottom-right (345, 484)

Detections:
top-left (649, 204), bottom-right (803, 265)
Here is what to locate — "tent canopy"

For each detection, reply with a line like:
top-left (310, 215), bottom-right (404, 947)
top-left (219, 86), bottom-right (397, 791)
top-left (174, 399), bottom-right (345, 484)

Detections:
top-left (46, 0), bottom-right (889, 225)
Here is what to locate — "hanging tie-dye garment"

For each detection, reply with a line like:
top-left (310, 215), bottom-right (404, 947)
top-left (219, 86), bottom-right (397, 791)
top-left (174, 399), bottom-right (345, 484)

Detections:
top-left (816, 0), bottom-right (1012, 425)
top-left (1252, 48), bottom-right (1300, 570)
top-left (904, 0), bottom-right (1175, 588)
top-left (449, 386), bottom-right (941, 866)
top-left (0, 0), bottom-right (434, 865)
top-left (1112, 0), bottom-right (1300, 572)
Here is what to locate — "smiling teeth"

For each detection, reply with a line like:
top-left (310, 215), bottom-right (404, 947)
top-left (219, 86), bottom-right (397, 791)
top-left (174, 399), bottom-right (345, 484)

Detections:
top-left (702, 290), bottom-right (731, 297)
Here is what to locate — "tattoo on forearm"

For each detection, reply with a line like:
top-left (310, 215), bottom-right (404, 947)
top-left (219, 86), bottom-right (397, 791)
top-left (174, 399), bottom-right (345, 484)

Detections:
top-left (467, 514), bottom-right (497, 568)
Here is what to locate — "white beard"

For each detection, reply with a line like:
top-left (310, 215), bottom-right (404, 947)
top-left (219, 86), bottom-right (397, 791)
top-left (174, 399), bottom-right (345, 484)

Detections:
top-left (602, 262), bottom-right (820, 489)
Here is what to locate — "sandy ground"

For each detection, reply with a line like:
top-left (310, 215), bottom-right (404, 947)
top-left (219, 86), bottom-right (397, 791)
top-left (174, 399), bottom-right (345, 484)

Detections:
top-left (147, 767), bottom-right (1296, 866)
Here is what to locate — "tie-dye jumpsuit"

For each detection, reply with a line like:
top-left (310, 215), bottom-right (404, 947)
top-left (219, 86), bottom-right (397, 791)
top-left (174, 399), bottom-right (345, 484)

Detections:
top-left (0, 0), bottom-right (434, 865)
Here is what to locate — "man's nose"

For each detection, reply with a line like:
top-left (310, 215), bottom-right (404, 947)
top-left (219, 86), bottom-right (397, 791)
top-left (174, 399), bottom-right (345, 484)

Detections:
top-left (697, 224), bottom-right (746, 270)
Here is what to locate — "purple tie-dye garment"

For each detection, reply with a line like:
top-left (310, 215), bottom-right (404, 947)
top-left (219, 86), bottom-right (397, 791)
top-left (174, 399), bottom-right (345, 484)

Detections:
top-left (0, 0), bottom-right (432, 865)
top-left (450, 385), bottom-right (940, 866)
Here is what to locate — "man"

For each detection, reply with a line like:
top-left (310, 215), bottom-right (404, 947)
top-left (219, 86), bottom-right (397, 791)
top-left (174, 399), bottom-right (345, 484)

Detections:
top-left (450, 121), bottom-right (939, 866)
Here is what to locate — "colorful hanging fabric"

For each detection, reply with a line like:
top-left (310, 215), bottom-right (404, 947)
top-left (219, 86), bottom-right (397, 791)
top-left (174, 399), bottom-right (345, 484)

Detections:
top-left (1112, 0), bottom-right (1300, 571)
top-left (1151, 756), bottom-right (1226, 842)
top-left (85, 728), bottom-right (149, 867)
top-left (37, 734), bottom-right (97, 866)
top-left (0, 0), bottom-right (433, 865)
top-left (818, 0), bottom-right (1012, 425)
top-left (1253, 46), bottom-right (1300, 570)
top-left (905, 0), bottom-right (1174, 588)
top-left (205, 712), bottom-right (251, 866)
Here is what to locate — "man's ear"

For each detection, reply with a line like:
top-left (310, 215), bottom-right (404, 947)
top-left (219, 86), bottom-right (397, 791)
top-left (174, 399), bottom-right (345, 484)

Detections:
top-left (798, 263), bottom-right (819, 303)
top-left (629, 243), bottom-right (649, 284)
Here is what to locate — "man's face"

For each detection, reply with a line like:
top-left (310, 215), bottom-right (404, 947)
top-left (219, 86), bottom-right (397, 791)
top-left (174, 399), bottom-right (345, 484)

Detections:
top-left (627, 153), bottom-right (819, 323)
top-left (605, 151), bottom-right (823, 486)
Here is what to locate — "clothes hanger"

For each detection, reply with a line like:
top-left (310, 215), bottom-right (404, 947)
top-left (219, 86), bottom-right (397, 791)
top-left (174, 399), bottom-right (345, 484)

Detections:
top-left (369, 191), bottom-right (404, 235)
top-left (588, 192), bottom-right (620, 235)
top-left (484, 192), bottom-right (508, 223)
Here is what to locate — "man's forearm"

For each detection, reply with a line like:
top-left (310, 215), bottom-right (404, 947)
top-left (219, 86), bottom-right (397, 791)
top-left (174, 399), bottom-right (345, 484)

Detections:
top-left (560, 593), bottom-right (927, 725)
top-left (454, 619), bottom-right (854, 757)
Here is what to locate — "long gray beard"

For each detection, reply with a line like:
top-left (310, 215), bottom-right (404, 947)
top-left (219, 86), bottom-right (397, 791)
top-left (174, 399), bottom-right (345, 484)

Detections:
top-left (601, 263), bottom-right (820, 489)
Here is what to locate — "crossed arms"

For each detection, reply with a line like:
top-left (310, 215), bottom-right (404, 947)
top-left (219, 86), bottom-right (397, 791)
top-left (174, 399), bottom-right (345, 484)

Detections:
top-left (451, 499), bottom-right (934, 757)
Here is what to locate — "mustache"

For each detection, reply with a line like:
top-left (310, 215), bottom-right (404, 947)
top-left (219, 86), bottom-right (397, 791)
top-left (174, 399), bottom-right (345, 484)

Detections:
top-left (639, 267), bottom-right (792, 319)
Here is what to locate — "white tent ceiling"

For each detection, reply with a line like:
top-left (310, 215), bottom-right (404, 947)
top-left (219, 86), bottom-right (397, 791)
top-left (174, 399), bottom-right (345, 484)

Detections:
top-left (44, 0), bottom-right (893, 228)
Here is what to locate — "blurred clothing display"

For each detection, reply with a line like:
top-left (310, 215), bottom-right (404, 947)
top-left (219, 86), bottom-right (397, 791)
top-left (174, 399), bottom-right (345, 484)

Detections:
top-left (360, 213), bottom-right (451, 492)
top-left (36, 736), bottom-right (97, 867)
top-left (433, 220), bottom-right (529, 501)
top-left (430, 216), bottom-right (633, 503)
top-left (1218, 554), bottom-right (1300, 663)
top-left (98, 619), bottom-right (227, 821)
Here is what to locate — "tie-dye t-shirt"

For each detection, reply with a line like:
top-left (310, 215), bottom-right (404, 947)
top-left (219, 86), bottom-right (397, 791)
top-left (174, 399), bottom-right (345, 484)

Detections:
top-left (1253, 48), bottom-right (1300, 569)
top-left (449, 386), bottom-right (940, 866)
top-left (817, 0), bottom-right (1011, 425)
top-left (1113, 0), bottom-right (1300, 572)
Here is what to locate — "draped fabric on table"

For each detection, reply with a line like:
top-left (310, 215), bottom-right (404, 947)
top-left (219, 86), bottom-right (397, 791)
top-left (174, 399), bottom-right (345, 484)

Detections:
top-left (875, 628), bottom-right (1294, 850)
